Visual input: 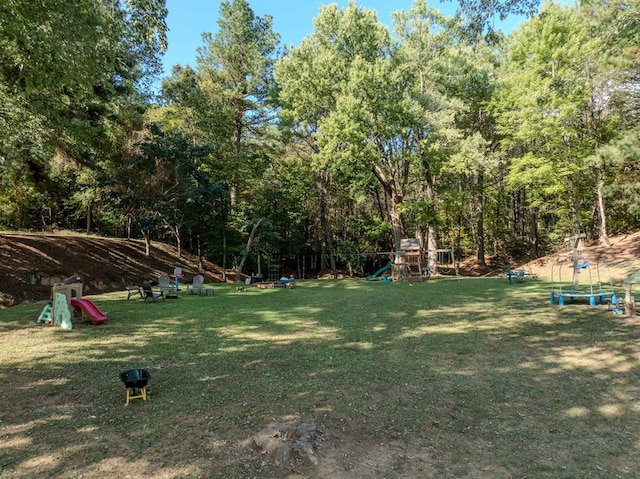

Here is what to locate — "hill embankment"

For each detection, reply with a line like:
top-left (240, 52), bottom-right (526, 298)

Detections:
top-left (0, 233), bottom-right (229, 307)
top-left (520, 231), bottom-right (640, 285)
top-left (1, 231), bottom-right (639, 308)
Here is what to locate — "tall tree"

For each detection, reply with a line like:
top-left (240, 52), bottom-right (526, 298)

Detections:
top-left (276, 3), bottom-right (390, 275)
top-left (443, 41), bottom-right (503, 264)
top-left (581, 0), bottom-right (640, 240)
top-left (191, 0), bottom-right (280, 277)
top-left (0, 0), bottom-right (168, 229)
top-left (277, 1), bottom-right (465, 274)
top-left (196, 0), bottom-right (280, 207)
top-left (390, 1), bottom-right (465, 273)
top-left (492, 2), bottom-right (599, 247)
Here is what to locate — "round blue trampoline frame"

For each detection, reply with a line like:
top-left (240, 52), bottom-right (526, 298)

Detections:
top-left (550, 254), bottom-right (616, 307)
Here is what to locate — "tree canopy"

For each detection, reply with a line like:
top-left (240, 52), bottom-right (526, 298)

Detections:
top-left (1, 0), bottom-right (638, 276)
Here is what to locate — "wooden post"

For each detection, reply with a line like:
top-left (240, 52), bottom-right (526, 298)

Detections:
top-left (625, 284), bottom-right (635, 317)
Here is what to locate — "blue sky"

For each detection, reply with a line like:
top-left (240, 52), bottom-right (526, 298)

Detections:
top-left (161, 0), bottom-right (525, 80)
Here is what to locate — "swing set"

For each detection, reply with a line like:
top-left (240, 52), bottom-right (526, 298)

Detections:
top-left (367, 241), bottom-right (458, 281)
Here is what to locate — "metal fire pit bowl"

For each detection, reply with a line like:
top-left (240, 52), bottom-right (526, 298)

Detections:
top-left (119, 369), bottom-right (151, 404)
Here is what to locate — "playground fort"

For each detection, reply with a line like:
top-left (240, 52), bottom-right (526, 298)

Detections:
top-left (37, 274), bottom-right (107, 328)
top-left (366, 238), bottom-right (457, 282)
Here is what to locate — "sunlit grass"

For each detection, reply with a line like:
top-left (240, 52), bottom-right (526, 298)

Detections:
top-left (1, 278), bottom-right (640, 478)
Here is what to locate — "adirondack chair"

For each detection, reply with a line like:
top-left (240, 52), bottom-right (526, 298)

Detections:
top-left (122, 278), bottom-right (142, 300)
top-left (186, 275), bottom-right (205, 295)
top-left (141, 282), bottom-right (164, 302)
top-left (158, 275), bottom-right (174, 293)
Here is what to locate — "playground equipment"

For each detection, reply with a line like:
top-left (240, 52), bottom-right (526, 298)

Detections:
top-left (37, 301), bottom-right (53, 325)
top-left (71, 298), bottom-right (107, 324)
top-left (389, 238), bottom-right (423, 282)
top-left (366, 261), bottom-right (392, 281)
top-left (436, 248), bottom-right (457, 275)
top-left (368, 241), bottom-right (457, 282)
top-left (37, 296), bottom-right (74, 328)
top-left (267, 255), bottom-right (283, 282)
top-left (507, 266), bottom-right (538, 283)
top-left (120, 369), bottom-right (151, 404)
top-left (376, 238), bottom-right (423, 283)
top-left (550, 234), bottom-right (616, 307)
top-left (173, 267), bottom-right (184, 291)
top-left (622, 271), bottom-right (640, 317)
top-left (43, 277), bottom-right (107, 326)
top-left (53, 292), bottom-right (73, 330)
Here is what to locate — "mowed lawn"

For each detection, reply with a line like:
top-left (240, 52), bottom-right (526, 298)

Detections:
top-left (1, 277), bottom-right (639, 478)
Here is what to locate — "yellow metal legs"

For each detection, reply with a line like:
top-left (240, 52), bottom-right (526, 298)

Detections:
top-left (125, 387), bottom-right (148, 404)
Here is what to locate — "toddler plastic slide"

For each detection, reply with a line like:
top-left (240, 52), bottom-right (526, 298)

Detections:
top-left (70, 298), bottom-right (107, 325)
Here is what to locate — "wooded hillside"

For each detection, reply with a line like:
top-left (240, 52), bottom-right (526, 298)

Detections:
top-left (1, 0), bottom-right (638, 280)
top-left (2, 230), bottom-right (639, 308)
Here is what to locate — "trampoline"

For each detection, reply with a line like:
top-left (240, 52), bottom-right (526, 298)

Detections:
top-left (550, 255), bottom-right (616, 307)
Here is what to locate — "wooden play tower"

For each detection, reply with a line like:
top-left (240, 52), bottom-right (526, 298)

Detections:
top-left (392, 238), bottom-right (424, 282)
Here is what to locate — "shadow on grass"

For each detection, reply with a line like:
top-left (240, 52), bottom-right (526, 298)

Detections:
top-left (1, 278), bottom-right (639, 478)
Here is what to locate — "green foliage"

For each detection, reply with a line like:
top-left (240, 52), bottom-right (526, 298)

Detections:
top-left (589, 129), bottom-right (640, 225)
top-left (492, 3), bottom-right (598, 235)
top-left (195, 0), bottom-right (280, 181)
top-left (455, 0), bottom-right (541, 39)
top-left (0, 0), bottom-right (638, 265)
top-left (0, 0), bottom-right (168, 232)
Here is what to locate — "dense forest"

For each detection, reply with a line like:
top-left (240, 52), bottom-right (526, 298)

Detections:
top-left (1, 0), bottom-right (638, 277)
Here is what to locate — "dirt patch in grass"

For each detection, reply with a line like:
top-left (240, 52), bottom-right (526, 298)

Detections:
top-left (522, 231), bottom-right (640, 284)
top-left (456, 230), bottom-right (640, 283)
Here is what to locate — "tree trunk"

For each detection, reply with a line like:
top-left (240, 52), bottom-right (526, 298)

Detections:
top-left (389, 194), bottom-right (405, 265)
top-left (235, 218), bottom-right (264, 282)
top-left (422, 162), bottom-right (438, 276)
top-left (143, 230), bottom-right (151, 256)
top-left (476, 173), bottom-right (486, 267)
top-left (316, 171), bottom-right (337, 278)
top-left (566, 178), bottom-right (582, 235)
top-left (222, 231), bottom-right (227, 283)
top-left (86, 202), bottom-right (92, 235)
top-left (164, 222), bottom-right (182, 257)
top-left (477, 213), bottom-right (486, 266)
top-left (529, 208), bottom-right (539, 259)
top-left (427, 220), bottom-right (438, 276)
top-left (596, 167), bottom-right (611, 247)
top-left (327, 228), bottom-right (337, 279)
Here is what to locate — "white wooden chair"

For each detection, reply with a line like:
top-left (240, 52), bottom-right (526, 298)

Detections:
top-left (158, 275), bottom-right (174, 293)
top-left (186, 275), bottom-right (205, 295)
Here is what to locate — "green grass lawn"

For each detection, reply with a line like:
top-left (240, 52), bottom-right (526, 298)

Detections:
top-left (1, 278), bottom-right (639, 478)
